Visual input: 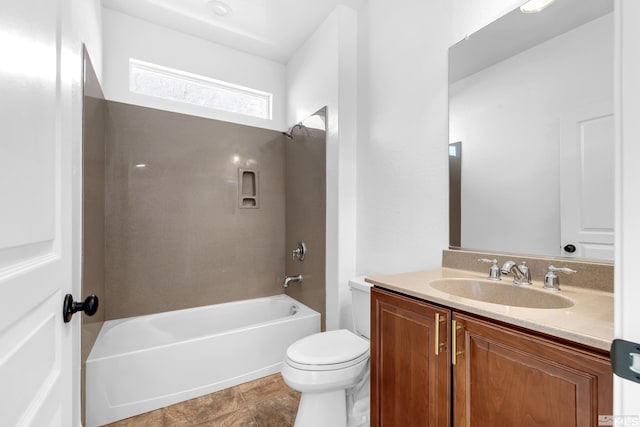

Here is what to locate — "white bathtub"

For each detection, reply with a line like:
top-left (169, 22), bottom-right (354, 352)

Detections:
top-left (86, 294), bottom-right (320, 427)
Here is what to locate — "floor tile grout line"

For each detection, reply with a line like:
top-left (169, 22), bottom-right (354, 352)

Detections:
top-left (236, 386), bottom-right (262, 427)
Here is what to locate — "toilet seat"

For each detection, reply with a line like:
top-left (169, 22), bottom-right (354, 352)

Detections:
top-left (285, 330), bottom-right (369, 372)
top-left (287, 351), bottom-right (369, 371)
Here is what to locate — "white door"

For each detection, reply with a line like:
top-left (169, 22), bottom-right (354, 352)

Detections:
top-left (0, 0), bottom-right (78, 425)
top-left (559, 103), bottom-right (614, 260)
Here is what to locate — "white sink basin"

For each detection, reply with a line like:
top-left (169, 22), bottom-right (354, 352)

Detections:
top-left (429, 278), bottom-right (574, 309)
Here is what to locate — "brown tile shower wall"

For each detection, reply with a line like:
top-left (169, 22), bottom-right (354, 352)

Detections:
top-left (104, 101), bottom-right (286, 319)
top-left (284, 108), bottom-right (327, 330)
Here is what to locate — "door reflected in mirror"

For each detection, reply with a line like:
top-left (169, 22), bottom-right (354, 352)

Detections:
top-left (448, 0), bottom-right (614, 261)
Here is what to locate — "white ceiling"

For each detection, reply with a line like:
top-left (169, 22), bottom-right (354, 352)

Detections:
top-left (449, 0), bottom-right (613, 83)
top-left (102, 0), bottom-right (364, 63)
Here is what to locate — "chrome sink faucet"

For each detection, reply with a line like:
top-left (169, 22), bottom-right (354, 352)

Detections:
top-left (500, 261), bottom-right (531, 285)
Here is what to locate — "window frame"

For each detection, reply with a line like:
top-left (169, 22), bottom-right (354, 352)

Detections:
top-left (128, 58), bottom-right (273, 120)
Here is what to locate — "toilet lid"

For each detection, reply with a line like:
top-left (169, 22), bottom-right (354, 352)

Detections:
top-left (286, 329), bottom-right (369, 369)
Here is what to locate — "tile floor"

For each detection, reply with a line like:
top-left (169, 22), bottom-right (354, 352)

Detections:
top-left (103, 373), bottom-right (300, 427)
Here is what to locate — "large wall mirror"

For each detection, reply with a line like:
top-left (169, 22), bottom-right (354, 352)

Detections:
top-left (448, 0), bottom-right (614, 261)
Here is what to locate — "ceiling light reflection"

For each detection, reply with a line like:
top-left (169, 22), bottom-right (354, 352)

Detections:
top-left (520, 0), bottom-right (555, 13)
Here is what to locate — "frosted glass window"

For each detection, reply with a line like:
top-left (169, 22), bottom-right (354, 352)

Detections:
top-left (129, 59), bottom-right (272, 120)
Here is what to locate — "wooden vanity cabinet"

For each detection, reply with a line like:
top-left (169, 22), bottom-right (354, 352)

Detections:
top-left (453, 312), bottom-right (612, 427)
top-left (371, 287), bottom-right (613, 427)
top-left (371, 287), bottom-right (452, 426)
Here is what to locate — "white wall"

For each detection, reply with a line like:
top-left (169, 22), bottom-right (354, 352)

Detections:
top-left (450, 14), bottom-right (613, 256)
top-left (102, 8), bottom-right (286, 131)
top-left (72, 0), bottom-right (103, 82)
top-left (355, 0), bottom-right (451, 277)
top-left (286, 6), bottom-right (358, 330)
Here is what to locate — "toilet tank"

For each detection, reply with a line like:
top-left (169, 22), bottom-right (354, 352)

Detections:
top-left (349, 277), bottom-right (373, 339)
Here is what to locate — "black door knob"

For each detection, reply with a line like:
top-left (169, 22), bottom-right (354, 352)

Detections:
top-left (563, 244), bottom-right (577, 253)
top-left (63, 294), bottom-right (99, 323)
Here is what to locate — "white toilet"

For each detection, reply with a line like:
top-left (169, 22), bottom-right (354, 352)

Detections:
top-left (282, 277), bottom-right (372, 427)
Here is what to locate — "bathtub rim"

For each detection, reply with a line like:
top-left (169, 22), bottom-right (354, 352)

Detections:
top-left (87, 293), bottom-right (318, 362)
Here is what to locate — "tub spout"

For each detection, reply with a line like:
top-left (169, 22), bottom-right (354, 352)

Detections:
top-left (283, 274), bottom-right (303, 288)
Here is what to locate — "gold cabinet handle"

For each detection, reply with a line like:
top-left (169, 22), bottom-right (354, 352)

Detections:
top-left (452, 319), bottom-right (458, 365)
top-left (435, 313), bottom-right (440, 355)
top-left (452, 319), bottom-right (464, 365)
top-left (434, 313), bottom-right (446, 355)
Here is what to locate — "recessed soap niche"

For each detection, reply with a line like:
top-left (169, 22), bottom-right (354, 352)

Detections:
top-left (238, 168), bottom-right (259, 209)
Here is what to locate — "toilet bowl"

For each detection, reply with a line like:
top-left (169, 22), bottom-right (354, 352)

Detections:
top-left (281, 277), bottom-right (372, 427)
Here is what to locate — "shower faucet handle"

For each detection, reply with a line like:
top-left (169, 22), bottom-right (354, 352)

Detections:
top-left (292, 242), bottom-right (307, 261)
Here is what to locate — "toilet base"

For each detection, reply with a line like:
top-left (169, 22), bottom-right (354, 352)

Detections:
top-left (294, 389), bottom-right (347, 427)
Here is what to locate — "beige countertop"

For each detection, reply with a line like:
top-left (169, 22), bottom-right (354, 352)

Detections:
top-left (367, 267), bottom-right (614, 352)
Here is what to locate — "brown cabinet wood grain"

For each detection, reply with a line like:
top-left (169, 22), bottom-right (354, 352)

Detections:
top-left (453, 312), bottom-right (612, 427)
top-left (371, 287), bottom-right (613, 427)
top-left (371, 287), bottom-right (451, 426)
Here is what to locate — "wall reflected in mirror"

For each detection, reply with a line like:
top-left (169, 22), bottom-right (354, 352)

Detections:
top-left (448, 0), bottom-right (614, 261)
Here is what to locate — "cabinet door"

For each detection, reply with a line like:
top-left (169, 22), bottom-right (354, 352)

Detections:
top-left (371, 288), bottom-right (451, 426)
top-left (452, 313), bottom-right (612, 427)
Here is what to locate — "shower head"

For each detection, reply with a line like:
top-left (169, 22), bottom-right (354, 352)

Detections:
top-left (282, 122), bottom-right (304, 140)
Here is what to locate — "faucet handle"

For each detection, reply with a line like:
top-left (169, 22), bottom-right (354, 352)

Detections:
top-left (292, 242), bottom-right (306, 261)
top-left (548, 265), bottom-right (577, 274)
top-left (478, 258), bottom-right (501, 281)
top-left (543, 265), bottom-right (577, 291)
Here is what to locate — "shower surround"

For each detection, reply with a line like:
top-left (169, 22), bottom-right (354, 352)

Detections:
top-left (82, 77), bottom-right (327, 422)
top-left (105, 102), bottom-right (287, 319)
top-left (284, 108), bottom-right (327, 330)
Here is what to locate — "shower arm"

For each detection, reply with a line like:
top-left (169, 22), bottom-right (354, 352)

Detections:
top-left (282, 122), bottom-right (304, 139)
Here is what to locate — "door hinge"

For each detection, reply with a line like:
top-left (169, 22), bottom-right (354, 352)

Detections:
top-left (611, 339), bottom-right (640, 384)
